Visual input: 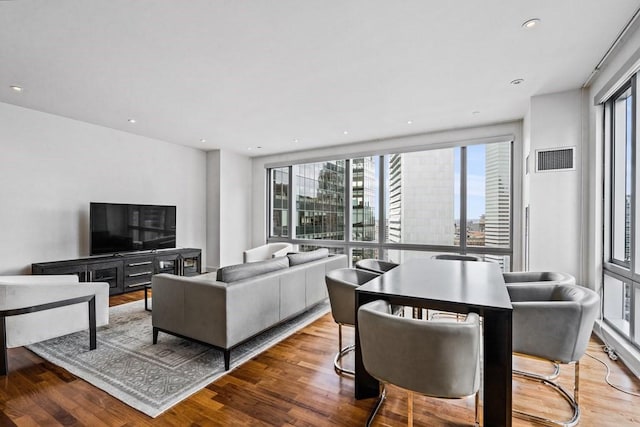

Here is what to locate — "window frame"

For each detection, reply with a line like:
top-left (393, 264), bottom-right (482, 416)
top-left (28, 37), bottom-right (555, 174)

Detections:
top-left (266, 140), bottom-right (514, 270)
top-left (603, 75), bottom-right (639, 348)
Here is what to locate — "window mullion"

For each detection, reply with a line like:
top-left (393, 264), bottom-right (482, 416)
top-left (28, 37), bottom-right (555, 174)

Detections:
top-left (460, 147), bottom-right (468, 252)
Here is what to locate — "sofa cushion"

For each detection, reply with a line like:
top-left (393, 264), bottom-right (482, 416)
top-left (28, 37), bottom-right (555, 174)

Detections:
top-left (216, 256), bottom-right (290, 283)
top-left (287, 248), bottom-right (329, 266)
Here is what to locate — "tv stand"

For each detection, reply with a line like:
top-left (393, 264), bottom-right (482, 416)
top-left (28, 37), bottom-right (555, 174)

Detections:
top-left (32, 248), bottom-right (201, 296)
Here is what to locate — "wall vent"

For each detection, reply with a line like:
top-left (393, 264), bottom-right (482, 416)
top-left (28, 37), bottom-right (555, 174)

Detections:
top-left (536, 147), bottom-right (575, 172)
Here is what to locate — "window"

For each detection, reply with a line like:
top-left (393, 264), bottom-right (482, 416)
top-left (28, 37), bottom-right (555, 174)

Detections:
top-left (267, 140), bottom-right (512, 269)
top-left (603, 77), bottom-right (640, 348)
top-left (269, 167), bottom-right (289, 237)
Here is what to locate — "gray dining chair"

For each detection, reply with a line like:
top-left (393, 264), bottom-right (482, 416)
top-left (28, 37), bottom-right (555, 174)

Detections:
top-left (432, 254), bottom-right (482, 261)
top-left (503, 270), bottom-right (576, 379)
top-left (430, 253), bottom-right (481, 320)
top-left (325, 268), bottom-right (380, 375)
top-left (508, 283), bottom-right (599, 427)
top-left (503, 271), bottom-right (576, 285)
top-left (354, 259), bottom-right (399, 275)
top-left (358, 299), bottom-right (481, 426)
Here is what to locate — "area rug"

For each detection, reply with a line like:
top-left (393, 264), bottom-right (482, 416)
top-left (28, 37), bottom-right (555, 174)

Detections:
top-left (27, 299), bottom-right (330, 418)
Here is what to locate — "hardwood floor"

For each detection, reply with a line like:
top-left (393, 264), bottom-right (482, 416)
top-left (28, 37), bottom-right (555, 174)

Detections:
top-left (1, 290), bottom-right (639, 426)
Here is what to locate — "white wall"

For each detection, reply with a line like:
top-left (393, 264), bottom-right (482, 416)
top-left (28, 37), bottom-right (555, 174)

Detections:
top-left (206, 149), bottom-right (252, 270)
top-left (0, 102), bottom-right (207, 274)
top-left (251, 121), bottom-right (524, 269)
top-left (526, 89), bottom-right (585, 280)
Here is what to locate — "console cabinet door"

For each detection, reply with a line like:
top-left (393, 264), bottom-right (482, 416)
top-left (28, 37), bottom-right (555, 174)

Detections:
top-left (33, 263), bottom-right (88, 282)
top-left (179, 250), bottom-right (201, 276)
top-left (155, 253), bottom-right (180, 275)
top-left (87, 260), bottom-right (124, 295)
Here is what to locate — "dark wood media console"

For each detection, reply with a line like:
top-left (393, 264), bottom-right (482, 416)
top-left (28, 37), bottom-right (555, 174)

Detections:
top-left (32, 248), bottom-right (201, 295)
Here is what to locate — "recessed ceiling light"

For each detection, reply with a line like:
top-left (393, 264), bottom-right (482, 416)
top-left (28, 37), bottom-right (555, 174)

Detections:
top-left (247, 147), bottom-right (252, 151)
top-left (343, 130), bottom-right (349, 135)
top-left (522, 18), bottom-right (541, 29)
top-left (128, 118), bottom-right (137, 123)
top-left (510, 78), bottom-right (524, 85)
top-left (10, 85), bottom-right (23, 92)
top-left (293, 138), bottom-right (299, 143)
top-left (407, 120), bottom-right (413, 125)
top-left (200, 138), bottom-right (207, 143)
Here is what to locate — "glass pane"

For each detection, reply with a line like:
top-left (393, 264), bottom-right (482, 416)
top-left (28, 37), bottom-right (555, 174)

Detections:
top-left (294, 161), bottom-right (346, 240)
top-left (351, 247), bottom-right (380, 267)
top-left (385, 148), bottom-right (459, 245)
top-left (352, 157), bottom-right (379, 242)
top-left (613, 87), bottom-right (632, 264)
top-left (468, 142), bottom-right (511, 248)
top-left (298, 244), bottom-right (345, 255)
top-left (386, 250), bottom-right (440, 264)
top-left (603, 274), bottom-right (630, 337)
top-left (270, 167), bottom-right (289, 237)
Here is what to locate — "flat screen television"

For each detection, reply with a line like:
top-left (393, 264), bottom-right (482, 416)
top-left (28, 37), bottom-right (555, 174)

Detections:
top-left (90, 202), bottom-right (176, 255)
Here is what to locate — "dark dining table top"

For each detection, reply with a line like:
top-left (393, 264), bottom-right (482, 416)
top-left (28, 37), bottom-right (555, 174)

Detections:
top-left (357, 258), bottom-right (512, 312)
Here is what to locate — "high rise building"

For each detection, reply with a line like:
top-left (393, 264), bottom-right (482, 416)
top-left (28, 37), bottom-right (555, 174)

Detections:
top-left (294, 160), bottom-right (346, 240)
top-left (387, 150), bottom-right (456, 263)
top-left (484, 143), bottom-right (511, 268)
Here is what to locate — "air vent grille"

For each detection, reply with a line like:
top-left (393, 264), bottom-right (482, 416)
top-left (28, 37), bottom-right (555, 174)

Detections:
top-left (536, 147), bottom-right (575, 172)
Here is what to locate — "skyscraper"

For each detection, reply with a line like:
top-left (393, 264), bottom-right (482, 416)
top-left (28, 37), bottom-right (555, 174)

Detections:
top-left (484, 142), bottom-right (511, 268)
top-left (387, 150), bottom-right (456, 262)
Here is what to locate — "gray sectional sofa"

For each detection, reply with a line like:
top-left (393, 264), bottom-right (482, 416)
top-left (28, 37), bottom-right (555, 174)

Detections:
top-left (151, 249), bottom-right (348, 370)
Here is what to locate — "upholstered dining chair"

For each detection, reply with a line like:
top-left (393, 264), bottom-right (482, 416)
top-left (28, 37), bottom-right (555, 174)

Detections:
top-left (508, 283), bottom-right (599, 427)
top-left (358, 300), bottom-right (481, 426)
top-left (503, 270), bottom-right (576, 286)
top-left (503, 271), bottom-right (576, 379)
top-left (354, 259), bottom-right (399, 275)
top-left (325, 268), bottom-right (380, 375)
top-left (430, 254), bottom-right (481, 320)
top-left (432, 254), bottom-right (482, 261)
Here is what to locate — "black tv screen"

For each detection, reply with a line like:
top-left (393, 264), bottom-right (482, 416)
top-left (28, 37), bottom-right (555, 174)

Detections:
top-left (90, 203), bottom-right (176, 255)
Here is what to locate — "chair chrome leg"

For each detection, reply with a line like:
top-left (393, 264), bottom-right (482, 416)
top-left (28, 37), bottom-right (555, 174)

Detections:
top-left (334, 324), bottom-right (355, 375)
top-left (366, 385), bottom-right (387, 427)
top-left (514, 352), bottom-right (561, 381)
top-left (513, 361), bottom-right (581, 427)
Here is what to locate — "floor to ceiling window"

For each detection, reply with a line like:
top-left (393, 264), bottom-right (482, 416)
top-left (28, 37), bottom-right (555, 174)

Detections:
top-left (267, 140), bottom-right (513, 270)
top-left (603, 77), bottom-right (639, 347)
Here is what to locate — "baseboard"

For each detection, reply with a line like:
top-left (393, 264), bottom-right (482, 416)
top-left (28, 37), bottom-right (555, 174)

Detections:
top-left (593, 319), bottom-right (640, 378)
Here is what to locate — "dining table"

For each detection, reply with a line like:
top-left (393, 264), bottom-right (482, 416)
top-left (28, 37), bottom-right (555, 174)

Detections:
top-left (354, 258), bottom-right (513, 426)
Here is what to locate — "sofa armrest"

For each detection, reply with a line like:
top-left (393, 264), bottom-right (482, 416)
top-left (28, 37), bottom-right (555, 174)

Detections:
top-left (152, 273), bottom-right (229, 348)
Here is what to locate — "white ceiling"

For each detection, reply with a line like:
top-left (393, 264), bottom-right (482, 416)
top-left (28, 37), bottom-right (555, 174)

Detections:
top-left (1, 1), bottom-right (639, 156)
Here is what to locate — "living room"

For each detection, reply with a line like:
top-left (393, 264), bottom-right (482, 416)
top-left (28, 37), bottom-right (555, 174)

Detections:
top-left (2, 1), bottom-right (640, 425)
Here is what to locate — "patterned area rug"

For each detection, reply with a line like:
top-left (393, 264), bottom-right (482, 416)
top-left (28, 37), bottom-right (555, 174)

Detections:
top-left (27, 299), bottom-right (330, 418)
